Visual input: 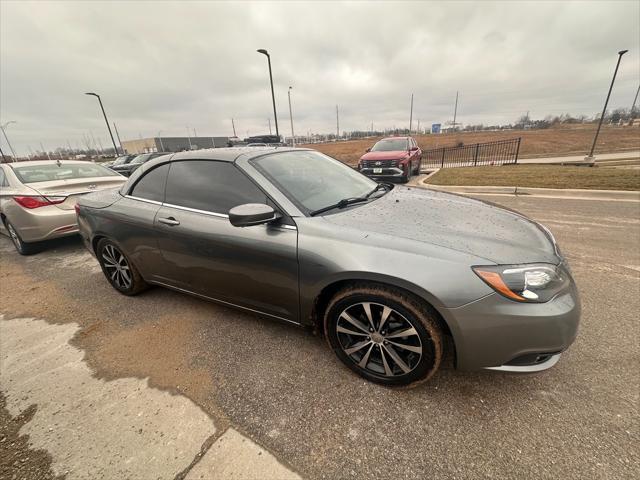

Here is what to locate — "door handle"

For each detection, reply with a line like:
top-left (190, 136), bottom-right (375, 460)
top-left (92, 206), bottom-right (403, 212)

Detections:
top-left (158, 216), bottom-right (180, 226)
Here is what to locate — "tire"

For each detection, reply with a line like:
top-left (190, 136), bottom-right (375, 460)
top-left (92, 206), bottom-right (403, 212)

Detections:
top-left (325, 284), bottom-right (443, 387)
top-left (401, 166), bottom-right (410, 184)
top-left (413, 160), bottom-right (421, 175)
top-left (96, 238), bottom-right (148, 295)
top-left (4, 219), bottom-right (39, 255)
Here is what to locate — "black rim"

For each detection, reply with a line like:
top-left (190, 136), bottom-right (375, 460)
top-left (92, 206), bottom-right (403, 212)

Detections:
top-left (335, 302), bottom-right (429, 377)
top-left (101, 244), bottom-right (132, 289)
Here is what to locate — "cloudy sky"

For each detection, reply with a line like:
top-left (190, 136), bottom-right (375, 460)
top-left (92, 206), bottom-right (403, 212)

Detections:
top-left (1, 0), bottom-right (638, 155)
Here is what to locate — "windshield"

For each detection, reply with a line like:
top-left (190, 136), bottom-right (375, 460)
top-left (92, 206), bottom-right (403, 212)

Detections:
top-left (13, 163), bottom-right (120, 184)
top-left (252, 150), bottom-right (378, 214)
top-left (130, 154), bottom-right (152, 164)
top-left (112, 155), bottom-right (132, 166)
top-left (371, 139), bottom-right (408, 152)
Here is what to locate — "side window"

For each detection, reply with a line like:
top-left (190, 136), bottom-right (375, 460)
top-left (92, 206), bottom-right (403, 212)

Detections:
top-left (0, 168), bottom-right (7, 187)
top-left (165, 160), bottom-right (267, 214)
top-left (130, 164), bottom-right (169, 202)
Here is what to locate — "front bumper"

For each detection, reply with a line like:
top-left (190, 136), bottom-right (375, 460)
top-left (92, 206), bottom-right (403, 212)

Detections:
top-left (440, 281), bottom-right (580, 371)
top-left (360, 167), bottom-right (405, 180)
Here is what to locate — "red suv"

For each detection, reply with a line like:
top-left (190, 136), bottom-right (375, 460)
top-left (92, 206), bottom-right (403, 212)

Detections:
top-left (358, 136), bottom-right (422, 183)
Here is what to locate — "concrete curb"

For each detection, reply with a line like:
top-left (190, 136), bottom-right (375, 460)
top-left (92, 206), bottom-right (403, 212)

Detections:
top-left (418, 180), bottom-right (640, 202)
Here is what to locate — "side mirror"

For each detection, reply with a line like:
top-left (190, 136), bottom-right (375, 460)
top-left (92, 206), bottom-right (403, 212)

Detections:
top-left (229, 203), bottom-right (279, 227)
top-left (365, 148), bottom-right (371, 152)
top-left (410, 146), bottom-right (419, 151)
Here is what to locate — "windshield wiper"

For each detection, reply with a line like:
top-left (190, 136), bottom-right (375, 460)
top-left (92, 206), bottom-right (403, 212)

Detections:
top-left (309, 183), bottom-right (390, 216)
top-left (364, 182), bottom-right (389, 199)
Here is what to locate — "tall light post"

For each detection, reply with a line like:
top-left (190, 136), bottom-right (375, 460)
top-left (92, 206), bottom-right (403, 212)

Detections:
top-left (256, 49), bottom-right (279, 139)
top-left (85, 92), bottom-right (119, 156)
top-left (586, 49), bottom-right (628, 161)
top-left (157, 131), bottom-right (164, 152)
top-left (288, 86), bottom-right (295, 146)
top-left (186, 126), bottom-right (193, 150)
top-left (0, 121), bottom-right (18, 160)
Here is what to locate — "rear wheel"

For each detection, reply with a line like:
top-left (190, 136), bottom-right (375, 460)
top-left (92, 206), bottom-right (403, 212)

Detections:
top-left (5, 220), bottom-right (38, 255)
top-left (96, 238), bottom-right (148, 295)
top-left (325, 284), bottom-right (443, 387)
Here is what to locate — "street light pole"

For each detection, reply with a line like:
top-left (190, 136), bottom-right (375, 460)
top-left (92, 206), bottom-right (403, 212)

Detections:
top-left (113, 122), bottom-right (124, 154)
top-left (157, 131), bottom-right (164, 152)
top-left (85, 93), bottom-right (119, 156)
top-left (586, 49), bottom-right (628, 161)
top-left (186, 126), bottom-right (193, 150)
top-left (257, 49), bottom-right (279, 139)
top-left (409, 93), bottom-right (414, 134)
top-left (0, 121), bottom-right (18, 160)
top-left (631, 84), bottom-right (640, 118)
top-left (288, 86), bottom-right (295, 146)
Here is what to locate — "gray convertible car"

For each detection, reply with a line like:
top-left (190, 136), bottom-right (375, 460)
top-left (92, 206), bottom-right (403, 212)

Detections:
top-left (77, 147), bottom-right (580, 386)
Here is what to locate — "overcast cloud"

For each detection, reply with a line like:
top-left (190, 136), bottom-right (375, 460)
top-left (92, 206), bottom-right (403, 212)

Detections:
top-left (1, 0), bottom-right (638, 155)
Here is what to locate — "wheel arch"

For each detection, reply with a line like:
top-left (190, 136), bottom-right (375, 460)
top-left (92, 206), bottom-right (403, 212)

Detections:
top-left (309, 276), bottom-right (454, 343)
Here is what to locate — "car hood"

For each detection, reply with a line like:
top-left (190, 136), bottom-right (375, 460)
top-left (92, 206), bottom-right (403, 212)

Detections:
top-left (323, 186), bottom-right (559, 265)
top-left (360, 150), bottom-right (409, 161)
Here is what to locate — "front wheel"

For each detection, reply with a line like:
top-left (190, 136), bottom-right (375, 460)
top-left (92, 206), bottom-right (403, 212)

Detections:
top-left (401, 165), bottom-right (410, 183)
top-left (325, 284), bottom-right (443, 386)
top-left (96, 238), bottom-right (148, 295)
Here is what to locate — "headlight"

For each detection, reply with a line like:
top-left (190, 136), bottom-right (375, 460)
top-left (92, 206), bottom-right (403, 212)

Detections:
top-left (472, 263), bottom-right (569, 303)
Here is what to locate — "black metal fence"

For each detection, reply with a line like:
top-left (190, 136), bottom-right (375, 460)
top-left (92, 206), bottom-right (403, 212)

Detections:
top-left (421, 138), bottom-right (521, 170)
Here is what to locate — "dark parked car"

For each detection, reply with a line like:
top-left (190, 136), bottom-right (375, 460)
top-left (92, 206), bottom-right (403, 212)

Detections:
top-left (111, 152), bottom-right (168, 177)
top-left (103, 154), bottom-right (136, 168)
top-left (358, 136), bottom-right (421, 182)
top-left (77, 148), bottom-right (580, 386)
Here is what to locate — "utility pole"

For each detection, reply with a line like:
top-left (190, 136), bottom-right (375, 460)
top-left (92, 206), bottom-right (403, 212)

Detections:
top-left (417, 119), bottom-right (420, 135)
top-left (453, 91), bottom-right (459, 129)
top-left (268, 118), bottom-right (272, 135)
top-left (288, 86), bottom-right (295, 146)
top-left (336, 105), bottom-right (339, 139)
top-left (586, 49), bottom-right (628, 162)
top-left (409, 93), bottom-right (414, 134)
top-left (0, 146), bottom-right (7, 162)
top-left (113, 123), bottom-right (124, 154)
top-left (231, 118), bottom-right (237, 137)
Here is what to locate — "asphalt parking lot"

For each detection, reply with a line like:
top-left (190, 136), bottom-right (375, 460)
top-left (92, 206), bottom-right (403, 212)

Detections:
top-left (1, 194), bottom-right (638, 479)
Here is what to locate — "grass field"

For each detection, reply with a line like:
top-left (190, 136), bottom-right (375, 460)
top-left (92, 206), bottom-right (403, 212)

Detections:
top-left (425, 164), bottom-right (640, 191)
top-left (301, 125), bottom-right (640, 166)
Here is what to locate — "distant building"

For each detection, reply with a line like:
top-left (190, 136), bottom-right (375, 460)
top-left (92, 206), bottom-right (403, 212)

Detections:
top-left (121, 136), bottom-right (229, 154)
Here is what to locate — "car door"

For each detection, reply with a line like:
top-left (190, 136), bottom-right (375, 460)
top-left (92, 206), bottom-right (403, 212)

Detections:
top-left (113, 163), bottom-right (171, 281)
top-left (154, 160), bottom-right (299, 322)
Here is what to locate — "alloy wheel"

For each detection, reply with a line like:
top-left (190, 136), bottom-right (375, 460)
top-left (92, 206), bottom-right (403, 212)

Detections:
top-left (335, 302), bottom-right (426, 377)
top-left (6, 222), bottom-right (22, 251)
top-left (101, 244), bottom-right (132, 290)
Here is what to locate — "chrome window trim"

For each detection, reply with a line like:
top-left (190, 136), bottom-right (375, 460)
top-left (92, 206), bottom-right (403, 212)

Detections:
top-left (126, 195), bottom-right (298, 229)
top-left (162, 202), bottom-right (229, 218)
top-left (125, 195), bottom-right (163, 206)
